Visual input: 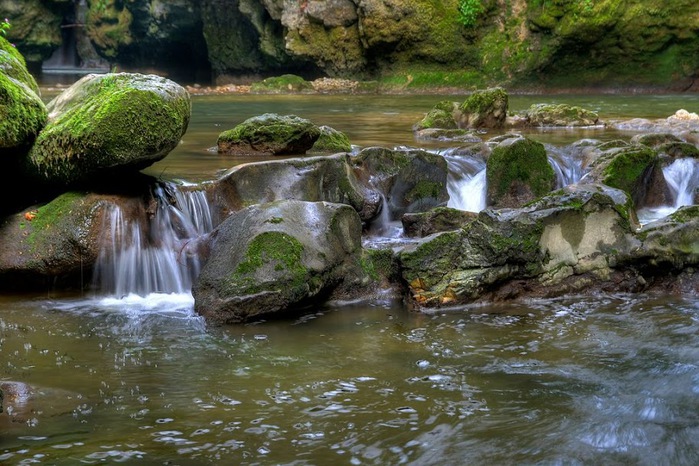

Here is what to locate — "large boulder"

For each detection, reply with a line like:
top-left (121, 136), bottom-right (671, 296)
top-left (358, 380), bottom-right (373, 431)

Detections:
top-left (352, 147), bottom-right (450, 220)
top-left (217, 113), bottom-right (321, 156)
top-left (0, 191), bottom-right (108, 290)
top-left (192, 200), bottom-right (364, 324)
top-left (24, 72), bottom-right (191, 187)
top-left (204, 153), bottom-right (380, 223)
top-left (486, 136), bottom-right (556, 208)
top-left (400, 183), bottom-right (640, 308)
top-left (310, 125), bottom-right (352, 153)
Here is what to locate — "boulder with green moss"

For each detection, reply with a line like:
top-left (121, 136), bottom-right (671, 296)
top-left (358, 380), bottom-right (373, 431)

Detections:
top-left (0, 35), bottom-right (46, 150)
top-left (24, 72), bottom-right (191, 187)
top-left (525, 103), bottom-right (600, 127)
top-left (584, 144), bottom-right (665, 207)
top-left (486, 136), bottom-right (556, 208)
top-left (413, 100), bottom-right (458, 131)
top-left (217, 113), bottom-right (321, 156)
top-left (400, 183), bottom-right (641, 308)
top-left (192, 199), bottom-right (364, 324)
top-left (310, 125), bottom-right (352, 153)
top-left (0, 191), bottom-right (108, 290)
top-left (250, 74), bottom-right (314, 93)
top-left (457, 87), bottom-right (508, 129)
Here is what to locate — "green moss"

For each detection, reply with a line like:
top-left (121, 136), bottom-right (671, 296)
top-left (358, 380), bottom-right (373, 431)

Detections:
top-left (230, 231), bottom-right (307, 295)
top-left (27, 74), bottom-right (190, 184)
top-left (24, 192), bottom-right (85, 250)
top-left (415, 107), bottom-right (457, 130)
top-left (487, 138), bottom-right (555, 200)
top-left (311, 126), bottom-right (352, 153)
top-left (459, 87), bottom-right (508, 114)
top-left (0, 72), bottom-right (47, 148)
top-left (601, 146), bottom-right (657, 195)
top-left (250, 74), bottom-right (314, 93)
top-left (407, 180), bottom-right (444, 203)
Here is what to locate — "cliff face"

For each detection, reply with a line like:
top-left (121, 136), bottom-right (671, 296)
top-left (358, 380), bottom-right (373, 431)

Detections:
top-left (1, 0), bottom-right (697, 90)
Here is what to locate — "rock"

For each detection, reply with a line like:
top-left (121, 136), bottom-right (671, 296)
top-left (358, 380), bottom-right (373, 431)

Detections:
top-left (217, 113), bottom-right (321, 156)
top-left (402, 207), bottom-right (478, 238)
top-left (192, 200), bottom-right (364, 324)
top-left (250, 74), bottom-right (314, 93)
top-left (352, 147), bottom-right (450, 219)
top-left (310, 125), bottom-right (352, 153)
top-left (457, 87), bottom-right (508, 129)
top-left (205, 153), bottom-right (380, 223)
top-left (525, 103), bottom-right (599, 127)
top-left (24, 72), bottom-right (191, 187)
top-left (583, 143), bottom-right (665, 207)
top-left (413, 100), bottom-right (458, 131)
top-left (400, 183), bottom-right (640, 308)
top-left (486, 136), bottom-right (556, 208)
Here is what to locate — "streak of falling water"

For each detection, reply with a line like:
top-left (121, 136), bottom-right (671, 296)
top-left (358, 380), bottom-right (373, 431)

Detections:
top-left (638, 158), bottom-right (699, 225)
top-left (92, 183), bottom-right (213, 297)
top-left (445, 156), bottom-right (487, 212)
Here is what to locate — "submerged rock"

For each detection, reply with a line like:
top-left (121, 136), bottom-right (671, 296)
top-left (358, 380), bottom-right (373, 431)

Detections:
top-left (525, 103), bottom-right (600, 127)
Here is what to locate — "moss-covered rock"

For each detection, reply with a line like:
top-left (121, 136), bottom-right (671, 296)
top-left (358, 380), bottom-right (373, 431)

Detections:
top-left (217, 113), bottom-right (321, 156)
top-left (310, 125), bottom-right (352, 153)
top-left (457, 87), bottom-right (508, 129)
top-left (413, 100), bottom-right (458, 131)
top-left (250, 74), bottom-right (314, 93)
top-left (0, 191), bottom-right (109, 290)
top-left (585, 144), bottom-right (662, 207)
top-left (525, 103), bottom-right (600, 127)
top-left (486, 136), bottom-right (556, 208)
top-left (401, 206), bottom-right (477, 238)
top-left (192, 200), bottom-right (364, 324)
top-left (24, 72), bottom-right (191, 187)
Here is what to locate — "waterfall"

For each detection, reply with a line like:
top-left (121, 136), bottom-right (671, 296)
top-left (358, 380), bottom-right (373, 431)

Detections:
top-left (444, 145), bottom-right (585, 213)
top-left (638, 158), bottom-right (699, 225)
top-left (92, 183), bottom-right (213, 297)
top-left (445, 156), bottom-right (487, 212)
top-left (664, 158), bottom-right (699, 208)
top-left (547, 145), bottom-right (585, 188)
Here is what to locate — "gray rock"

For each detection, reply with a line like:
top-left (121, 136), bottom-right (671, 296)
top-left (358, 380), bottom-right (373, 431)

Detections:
top-left (193, 200), bottom-right (363, 324)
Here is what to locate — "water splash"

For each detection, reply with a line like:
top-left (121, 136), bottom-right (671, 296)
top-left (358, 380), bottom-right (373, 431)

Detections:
top-left (92, 183), bottom-right (213, 297)
top-left (547, 145), bottom-right (585, 188)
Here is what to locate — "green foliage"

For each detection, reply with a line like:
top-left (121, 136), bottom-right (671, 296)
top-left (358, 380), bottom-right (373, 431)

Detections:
top-left (0, 18), bottom-right (10, 37)
top-left (457, 0), bottom-right (485, 28)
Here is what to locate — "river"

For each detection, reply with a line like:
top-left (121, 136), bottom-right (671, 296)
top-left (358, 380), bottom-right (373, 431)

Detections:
top-left (1, 85), bottom-right (698, 465)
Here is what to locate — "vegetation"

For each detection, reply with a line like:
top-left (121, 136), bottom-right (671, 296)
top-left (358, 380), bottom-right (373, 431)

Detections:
top-left (0, 17), bottom-right (9, 37)
top-left (457, 0), bottom-right (485, 28)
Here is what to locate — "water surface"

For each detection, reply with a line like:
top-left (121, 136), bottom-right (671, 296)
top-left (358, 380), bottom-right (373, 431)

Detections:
top-left (3, 90), bottom-right (699, 465)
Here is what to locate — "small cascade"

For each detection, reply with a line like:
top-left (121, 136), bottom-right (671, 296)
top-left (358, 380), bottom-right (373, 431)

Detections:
top-left (445, 156), bottom-right (487, 212)
top-left (638, 158), bottom-right (699, 225)
top-left (367, 193), bottom-right (404, 239)
top-left (547, 145), bottom-right (586, 188)
top-left (92, 183), bottom-right (213, 297)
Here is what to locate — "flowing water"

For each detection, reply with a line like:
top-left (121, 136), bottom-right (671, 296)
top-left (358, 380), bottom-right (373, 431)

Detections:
top-left (2, 87), bottom-right (699, 465)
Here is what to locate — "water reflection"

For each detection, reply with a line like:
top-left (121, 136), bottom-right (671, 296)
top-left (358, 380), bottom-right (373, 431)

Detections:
top-left (1, 295), bottom-right (699, 464)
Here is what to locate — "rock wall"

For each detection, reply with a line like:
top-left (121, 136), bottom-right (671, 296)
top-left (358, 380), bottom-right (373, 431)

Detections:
top-left (1, 0), bottom-right (697, 89)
